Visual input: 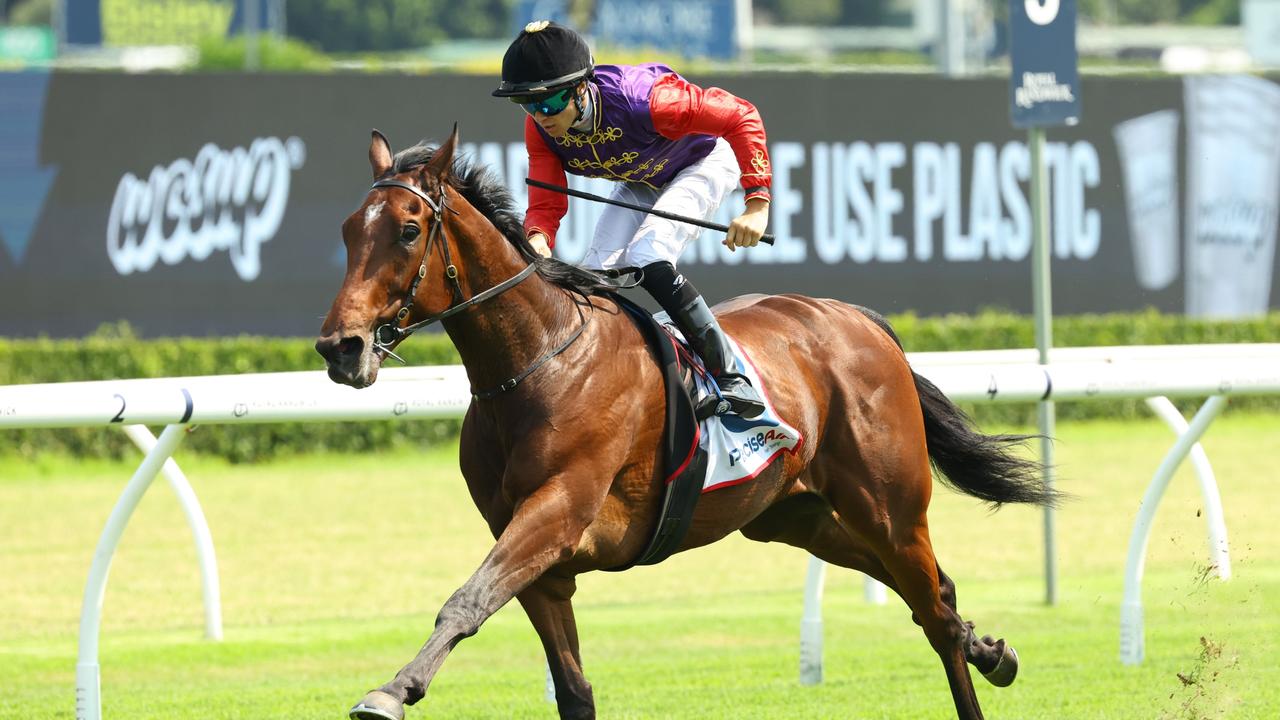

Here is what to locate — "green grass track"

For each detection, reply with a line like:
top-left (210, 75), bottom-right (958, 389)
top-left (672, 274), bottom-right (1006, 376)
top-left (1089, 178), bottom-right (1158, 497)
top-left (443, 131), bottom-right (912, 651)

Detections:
top-left (2, 413), bottom-right (1278, 719)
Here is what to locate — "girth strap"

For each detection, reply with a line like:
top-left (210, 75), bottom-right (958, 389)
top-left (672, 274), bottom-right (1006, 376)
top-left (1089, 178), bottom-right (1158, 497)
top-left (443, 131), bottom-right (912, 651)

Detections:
top-left (604, 295), bottom-right (707, 571)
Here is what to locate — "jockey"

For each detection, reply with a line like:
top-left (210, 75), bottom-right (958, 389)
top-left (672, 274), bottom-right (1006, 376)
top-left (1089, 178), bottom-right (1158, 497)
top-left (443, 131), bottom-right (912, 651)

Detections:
top-left (493, 20), bottom-right (769, 418)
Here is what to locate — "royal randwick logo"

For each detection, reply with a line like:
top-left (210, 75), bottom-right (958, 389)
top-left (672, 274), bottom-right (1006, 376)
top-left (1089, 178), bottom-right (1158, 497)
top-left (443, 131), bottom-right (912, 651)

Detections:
top-left (106, 137), bottom-right (306, 281)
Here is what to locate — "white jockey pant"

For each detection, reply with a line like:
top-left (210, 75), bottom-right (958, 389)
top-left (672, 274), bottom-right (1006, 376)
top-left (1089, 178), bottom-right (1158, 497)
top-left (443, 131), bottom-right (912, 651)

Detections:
top-left (579, 138), bottom-right (739, 270)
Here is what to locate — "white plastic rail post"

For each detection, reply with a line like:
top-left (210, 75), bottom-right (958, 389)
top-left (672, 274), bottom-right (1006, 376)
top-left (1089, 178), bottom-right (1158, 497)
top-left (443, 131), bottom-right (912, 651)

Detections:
top-left (1143, 397), bottom-right (1231, 580)
top-left (800, 555), bottom-right (827, 685)
top-left (77, 424), bottom-right (188, 720)
top-left (1119, 396), bottom-right (1227, 666)
top-left (863, 575), bottom-right (887, 604)
top-left (121, 424), bottom-right (223, 639)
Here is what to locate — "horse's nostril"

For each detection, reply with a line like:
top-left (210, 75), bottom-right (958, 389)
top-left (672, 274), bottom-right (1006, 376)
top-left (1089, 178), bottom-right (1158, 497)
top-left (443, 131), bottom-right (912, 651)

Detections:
top-left (315, 334), bottom-right (364, 363)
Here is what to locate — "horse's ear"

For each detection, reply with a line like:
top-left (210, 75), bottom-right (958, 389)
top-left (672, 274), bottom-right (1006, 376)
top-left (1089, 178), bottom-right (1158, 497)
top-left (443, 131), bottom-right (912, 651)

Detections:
top-left (369, 129), bottom-right (393, 180)
top-left (426, 123), bottom-right (459, 182)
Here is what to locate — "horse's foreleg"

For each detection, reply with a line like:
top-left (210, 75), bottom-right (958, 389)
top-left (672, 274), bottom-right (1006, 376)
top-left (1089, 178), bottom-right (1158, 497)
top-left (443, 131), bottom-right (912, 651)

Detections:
top-left (350, 480), bottom-right (602, 720)
top-left (516, 573), bottom-right (595, 720)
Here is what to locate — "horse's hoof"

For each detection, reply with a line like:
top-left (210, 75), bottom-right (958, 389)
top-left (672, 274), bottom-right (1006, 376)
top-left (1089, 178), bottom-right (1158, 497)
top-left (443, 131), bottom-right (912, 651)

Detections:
top-left (349, 691), bottom-right (404, 720)
top-left (981, 642), bottom-right (1019, 687)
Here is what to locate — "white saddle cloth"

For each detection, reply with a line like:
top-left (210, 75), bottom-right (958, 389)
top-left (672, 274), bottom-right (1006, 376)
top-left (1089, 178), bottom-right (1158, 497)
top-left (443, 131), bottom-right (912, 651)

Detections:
top-left (654, 313), bottom-right (805, 492)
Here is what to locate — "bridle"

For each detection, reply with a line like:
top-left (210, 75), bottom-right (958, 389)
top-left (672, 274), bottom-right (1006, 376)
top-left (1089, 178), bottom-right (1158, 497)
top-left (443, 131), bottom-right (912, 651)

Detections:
top-left (364, 176), bottom-right (588, 399)
top-left (368, 177), bottom-right (537, 360)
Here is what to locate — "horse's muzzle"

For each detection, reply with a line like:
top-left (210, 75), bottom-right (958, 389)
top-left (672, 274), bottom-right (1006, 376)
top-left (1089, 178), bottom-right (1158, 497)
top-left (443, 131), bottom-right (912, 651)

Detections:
top-left (315, 332), bottom-right (375, 387)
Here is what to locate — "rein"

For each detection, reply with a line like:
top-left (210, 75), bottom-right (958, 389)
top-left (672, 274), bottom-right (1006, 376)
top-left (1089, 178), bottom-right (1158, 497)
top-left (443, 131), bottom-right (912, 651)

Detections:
top-left (366, 177), bottom-right (589, 399)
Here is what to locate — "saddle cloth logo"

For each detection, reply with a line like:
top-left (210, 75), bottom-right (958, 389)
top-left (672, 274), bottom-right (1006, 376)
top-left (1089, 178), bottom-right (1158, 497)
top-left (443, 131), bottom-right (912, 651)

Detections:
top-left (655, 314), bottom-right (804, 492)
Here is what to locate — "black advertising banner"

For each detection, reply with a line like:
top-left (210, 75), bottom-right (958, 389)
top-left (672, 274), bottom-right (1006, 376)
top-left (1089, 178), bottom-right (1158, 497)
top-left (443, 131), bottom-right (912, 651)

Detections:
top-left (1, 71), bottom-right (1277, 338)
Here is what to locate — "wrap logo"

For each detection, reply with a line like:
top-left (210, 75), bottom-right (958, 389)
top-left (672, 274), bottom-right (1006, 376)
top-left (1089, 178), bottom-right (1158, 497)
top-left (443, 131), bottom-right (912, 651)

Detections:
top-left (107, 137), bottom-right (306, 281)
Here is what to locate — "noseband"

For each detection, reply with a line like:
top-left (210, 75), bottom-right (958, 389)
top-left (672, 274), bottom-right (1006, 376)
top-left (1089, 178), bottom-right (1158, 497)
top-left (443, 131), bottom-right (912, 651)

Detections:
top-left (368, 178), bottom-right (538, 362)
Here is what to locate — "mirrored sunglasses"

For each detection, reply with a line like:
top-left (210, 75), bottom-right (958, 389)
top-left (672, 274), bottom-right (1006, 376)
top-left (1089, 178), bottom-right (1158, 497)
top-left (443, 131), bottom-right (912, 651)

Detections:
top-left (511, 88), bottom-right (574, 117)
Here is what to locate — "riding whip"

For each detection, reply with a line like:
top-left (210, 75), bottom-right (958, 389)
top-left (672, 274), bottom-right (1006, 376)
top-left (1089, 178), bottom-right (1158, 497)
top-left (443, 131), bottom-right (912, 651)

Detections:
top-left (526, 178), bottom-right (776, 246)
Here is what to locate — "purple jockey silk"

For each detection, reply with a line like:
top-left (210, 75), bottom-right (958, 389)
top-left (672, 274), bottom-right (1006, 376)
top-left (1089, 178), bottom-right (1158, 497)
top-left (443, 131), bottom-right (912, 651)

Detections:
top-left (534, 64), bottom-right (717, 189)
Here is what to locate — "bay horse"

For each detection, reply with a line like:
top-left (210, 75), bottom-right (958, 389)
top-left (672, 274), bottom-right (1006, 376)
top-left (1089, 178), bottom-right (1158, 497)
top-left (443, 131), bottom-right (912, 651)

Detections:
top-left (315, 126), bottom-right (1057, 720)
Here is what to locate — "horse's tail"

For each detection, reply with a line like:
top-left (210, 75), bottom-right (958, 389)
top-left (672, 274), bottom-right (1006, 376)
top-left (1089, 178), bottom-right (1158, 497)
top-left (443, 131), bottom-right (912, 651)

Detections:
top-left (850, 304), bottom-right (1059, 509)
top-left (912, 372), bottom-right (1060, 508)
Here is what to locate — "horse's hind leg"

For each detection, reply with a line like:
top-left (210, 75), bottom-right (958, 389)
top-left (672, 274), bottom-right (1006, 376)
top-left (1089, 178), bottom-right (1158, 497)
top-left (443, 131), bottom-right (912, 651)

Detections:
top-left (516, 573), bottom-right (595, 720)
top-left (741, 490), bottom-right (898, 589)
top-left (742, 492), bottom-right (1015, 693)
top-left (937, 566), bottom-right (1019, 686)
top-left (860, 519), bottom-right (986, 719)
top-left (810, 448), bottom-right (988, 718)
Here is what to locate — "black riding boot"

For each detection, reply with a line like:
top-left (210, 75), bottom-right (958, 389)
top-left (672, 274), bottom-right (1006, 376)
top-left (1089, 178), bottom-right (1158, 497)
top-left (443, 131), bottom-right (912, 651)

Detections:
top-left (639, 261), bottom-right (765, 418)
top-left (673, 297), bottom-right (766, 418)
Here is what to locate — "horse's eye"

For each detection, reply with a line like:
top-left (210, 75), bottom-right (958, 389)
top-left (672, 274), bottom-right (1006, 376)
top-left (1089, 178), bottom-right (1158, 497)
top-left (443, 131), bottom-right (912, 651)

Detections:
top-left (400, 225), bottom-right (420, 242)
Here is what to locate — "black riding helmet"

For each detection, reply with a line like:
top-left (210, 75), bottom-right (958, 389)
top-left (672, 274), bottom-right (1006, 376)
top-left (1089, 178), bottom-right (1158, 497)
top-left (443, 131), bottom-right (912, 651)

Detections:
top-left (492, 20), bottom-right (594, 98)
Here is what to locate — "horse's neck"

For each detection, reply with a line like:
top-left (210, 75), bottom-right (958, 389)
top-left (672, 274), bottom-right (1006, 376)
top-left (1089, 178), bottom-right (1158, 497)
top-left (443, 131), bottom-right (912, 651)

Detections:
top-left (441, 214), bottom-right (577, 394)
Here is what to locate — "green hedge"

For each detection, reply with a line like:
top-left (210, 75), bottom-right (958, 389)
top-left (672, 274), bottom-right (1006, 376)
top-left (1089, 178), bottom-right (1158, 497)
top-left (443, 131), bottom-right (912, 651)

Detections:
top-left (2, 312), bottom-right (1278, 461)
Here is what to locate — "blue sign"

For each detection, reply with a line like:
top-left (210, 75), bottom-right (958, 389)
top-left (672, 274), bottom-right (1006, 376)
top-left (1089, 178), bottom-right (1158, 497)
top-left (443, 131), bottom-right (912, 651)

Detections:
top-left (1009, 0), bottom-right (1081, 128)
top-left (594, 0), bottom-right (738, 61)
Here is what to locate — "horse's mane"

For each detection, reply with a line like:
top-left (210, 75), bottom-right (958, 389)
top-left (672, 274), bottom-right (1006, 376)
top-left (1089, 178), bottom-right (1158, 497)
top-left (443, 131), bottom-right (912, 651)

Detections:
top-left (389, 143), bottom-right (615, 296)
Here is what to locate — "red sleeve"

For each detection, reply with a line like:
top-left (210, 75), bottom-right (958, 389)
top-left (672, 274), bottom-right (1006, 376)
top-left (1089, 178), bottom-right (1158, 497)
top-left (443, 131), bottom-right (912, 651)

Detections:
top-left (523, 115), bottom-right (568, 248)
top-left (648, 73), bottom-right (771, 202)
